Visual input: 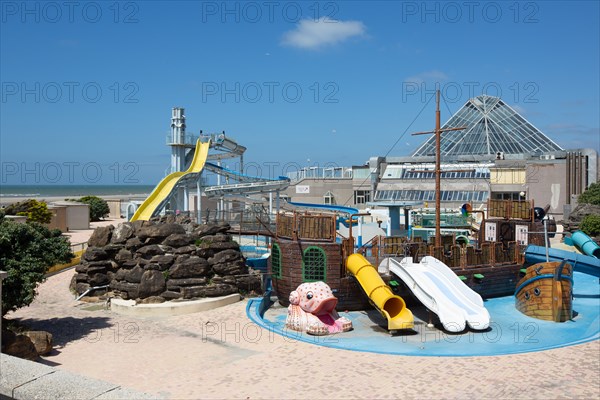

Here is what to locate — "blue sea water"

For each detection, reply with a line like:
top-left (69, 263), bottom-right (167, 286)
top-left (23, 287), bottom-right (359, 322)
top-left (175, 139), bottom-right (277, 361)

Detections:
top-left (0, 185), bottom-right (154, 199)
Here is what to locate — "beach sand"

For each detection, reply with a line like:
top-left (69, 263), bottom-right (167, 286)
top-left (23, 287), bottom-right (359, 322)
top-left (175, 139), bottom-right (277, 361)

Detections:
top-left (4, 213), bottom-right (599, 399)
top-left (8, 269), bottom-right (599, 399)
top-left (0, 194), bottom-right (148, 207)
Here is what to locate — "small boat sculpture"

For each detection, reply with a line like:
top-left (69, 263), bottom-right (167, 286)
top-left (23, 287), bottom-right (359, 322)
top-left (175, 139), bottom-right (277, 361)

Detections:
top-left (515, 260), bottom-right (573, 322)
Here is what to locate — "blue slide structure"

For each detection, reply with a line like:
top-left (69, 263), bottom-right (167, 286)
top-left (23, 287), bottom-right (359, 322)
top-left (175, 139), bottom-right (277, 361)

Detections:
top-left (565, 230), bottom-right (600, 258)
top-left (287, 202), bottom-right (358, 215)
top-left (287, 202), bottom-right (359, 228)
top-left (525, 245), bottom-right (600, 278)
top-left (202, 162), bottom-right (290, 197)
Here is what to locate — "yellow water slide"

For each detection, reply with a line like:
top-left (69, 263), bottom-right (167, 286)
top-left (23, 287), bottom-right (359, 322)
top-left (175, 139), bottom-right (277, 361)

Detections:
top-left (346, 254), bottom-right (414, 330)
top-left (131, 140), bottom-right (210, 221)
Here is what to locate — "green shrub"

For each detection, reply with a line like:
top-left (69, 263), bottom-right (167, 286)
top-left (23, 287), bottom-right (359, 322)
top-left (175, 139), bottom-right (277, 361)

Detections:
top-left (0, 220), bottom-right (73, 315)
top-left (580, 214), bottom-right (600, 236)
top-left (578, 182), bottom-right (600, 206)
top-left (4, 199), bottom-right (52, 224)
top-left (76, 196), bottom-right (110, 221)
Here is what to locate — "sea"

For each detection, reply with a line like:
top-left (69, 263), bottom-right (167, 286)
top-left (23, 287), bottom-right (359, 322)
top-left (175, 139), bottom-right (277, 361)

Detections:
top-left (0, 185), bottom-right (154, 199)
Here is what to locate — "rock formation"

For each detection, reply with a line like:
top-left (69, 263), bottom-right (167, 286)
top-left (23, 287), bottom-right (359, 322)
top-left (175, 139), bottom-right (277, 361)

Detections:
top-left (71, 220), bottom-right (262, 302)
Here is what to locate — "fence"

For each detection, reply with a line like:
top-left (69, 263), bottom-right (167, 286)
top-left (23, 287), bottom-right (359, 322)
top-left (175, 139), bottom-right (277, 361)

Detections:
top-left (276, 212), bottom-right (336, 241)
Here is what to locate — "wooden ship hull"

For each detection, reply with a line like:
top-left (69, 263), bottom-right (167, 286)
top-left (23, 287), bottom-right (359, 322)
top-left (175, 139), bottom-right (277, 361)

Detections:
top-left (514, 261), bottom-right (573, 322)
top-left (268, 199), bottom-right (548, 311)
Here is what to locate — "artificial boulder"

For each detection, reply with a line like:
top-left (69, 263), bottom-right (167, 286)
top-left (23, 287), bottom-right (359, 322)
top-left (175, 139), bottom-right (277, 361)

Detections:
top-left (162, 233), bottom-right (195, 247)
top-left (1, 330), bottom-right (38, 360)
top-left (110, 222), bottom-right (135, 243)
top-left (24, 331), bottom-right (53, 356)
top-left (137, 244), bottom-right (170, 258)
top-left (169, 257), bottom-right (211, 279)
top-left (83, 247), bottom-right (109, 262)
top-left (87, 225), bottom-right (114, 247)
top-left (138, 270), bottom-right (166, 298)
top-left (137, 223), bottom-right (186, 240)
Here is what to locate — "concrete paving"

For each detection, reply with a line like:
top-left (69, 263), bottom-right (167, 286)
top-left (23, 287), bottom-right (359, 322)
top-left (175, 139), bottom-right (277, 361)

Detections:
top-left (0, 353), bottom-right (158, 399)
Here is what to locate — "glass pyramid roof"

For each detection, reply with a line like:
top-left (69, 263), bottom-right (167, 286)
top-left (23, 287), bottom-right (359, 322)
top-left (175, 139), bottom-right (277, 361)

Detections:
top-left (412, 95), bottom-right (563, 158)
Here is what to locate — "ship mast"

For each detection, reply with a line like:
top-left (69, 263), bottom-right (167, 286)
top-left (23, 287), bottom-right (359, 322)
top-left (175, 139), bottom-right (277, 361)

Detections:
top-left (413, 90), bottom-right (467, 246)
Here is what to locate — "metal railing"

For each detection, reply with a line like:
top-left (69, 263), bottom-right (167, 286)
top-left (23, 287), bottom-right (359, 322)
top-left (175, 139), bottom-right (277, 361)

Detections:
top-left (166, 205), bottom-right (277, 236)
top-left (165, 133), bottom-right (200, 146)
top-left (70, 242), bottom-right (88, 256)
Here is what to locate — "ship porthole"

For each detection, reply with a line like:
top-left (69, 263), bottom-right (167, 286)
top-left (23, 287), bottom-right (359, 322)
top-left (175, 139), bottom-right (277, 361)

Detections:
top-left (534, 288), bottom-right (541, 296)
top-left (525, 292), bottom-right (530, 300)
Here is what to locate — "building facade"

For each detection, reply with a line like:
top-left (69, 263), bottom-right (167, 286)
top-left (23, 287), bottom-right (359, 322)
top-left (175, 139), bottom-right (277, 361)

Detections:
top-left (281, 95), bottom-right (598, 219)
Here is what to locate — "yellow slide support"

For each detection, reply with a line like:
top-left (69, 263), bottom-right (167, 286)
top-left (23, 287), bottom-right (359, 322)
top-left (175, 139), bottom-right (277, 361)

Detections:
top-left (131, 140), bottom-right (210, 221)
top-left (346, 253), bottom-right (414, 330)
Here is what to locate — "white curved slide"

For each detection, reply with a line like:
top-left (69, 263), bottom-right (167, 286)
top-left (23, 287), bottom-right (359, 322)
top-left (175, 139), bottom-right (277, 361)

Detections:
top-left (388, 256), bottom-right (490, 332)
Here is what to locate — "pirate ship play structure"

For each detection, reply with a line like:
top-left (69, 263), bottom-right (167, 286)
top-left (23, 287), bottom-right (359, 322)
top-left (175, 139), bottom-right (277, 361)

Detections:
top-left (269, 91), bottom-right (563, 330)
top-left (269, 198), bottom-right (549, 309)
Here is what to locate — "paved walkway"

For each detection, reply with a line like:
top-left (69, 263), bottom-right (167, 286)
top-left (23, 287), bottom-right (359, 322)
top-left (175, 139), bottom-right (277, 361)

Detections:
top-left (6, 268), bottom-right (600, 399)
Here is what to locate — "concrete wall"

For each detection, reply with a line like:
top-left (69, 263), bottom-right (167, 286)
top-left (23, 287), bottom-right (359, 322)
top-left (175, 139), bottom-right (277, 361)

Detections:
top-left (105, 199), bottom-right (122, 219)
top-left (47, 205), bottom-right (68, 232)
top-left (526, 161), bottom-right (568, 217)
top-left (51, 201), bottom-right (89, 230)
top-left (282, 178), bottom-right (358, 207)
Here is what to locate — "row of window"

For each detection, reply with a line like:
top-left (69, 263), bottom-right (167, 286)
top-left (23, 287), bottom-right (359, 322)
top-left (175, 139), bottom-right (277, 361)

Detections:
top-left (374, 190), bottom-right (489, 202)
top-left (271, 244), bottom-right (327, 282)
top-left (400, 170), bottom-right (490, 180)
top-left (492, 192), bottom-right (525, 201)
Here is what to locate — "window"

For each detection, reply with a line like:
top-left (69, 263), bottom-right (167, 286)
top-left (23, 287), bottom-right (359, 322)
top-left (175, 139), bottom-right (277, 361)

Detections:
top-left (271, 243), bottom-right (282, 278)
top-left (492, 192), bottom-right (521, 201)
top-left (324, 191), bottom-right (336, 205)
top-left (302, 246), bottom-right (327, 282)
top-left (354, 190), bottom-right (371, 204)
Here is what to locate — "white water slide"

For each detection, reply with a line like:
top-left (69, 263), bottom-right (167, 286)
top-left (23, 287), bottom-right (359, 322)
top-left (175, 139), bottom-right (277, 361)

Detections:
top-left (388, 256), bottom-right (490, 332)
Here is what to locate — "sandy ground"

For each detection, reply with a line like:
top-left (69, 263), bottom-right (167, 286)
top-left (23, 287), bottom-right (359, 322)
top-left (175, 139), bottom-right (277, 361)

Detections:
top-left (5, 219), bottom-right (599, 399)
top-left (7, 270), bottom-right (600, 400)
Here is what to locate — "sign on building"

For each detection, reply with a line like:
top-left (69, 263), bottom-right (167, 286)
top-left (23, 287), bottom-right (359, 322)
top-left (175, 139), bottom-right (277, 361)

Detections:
top-left (485, 222), bottom-right (497, 242)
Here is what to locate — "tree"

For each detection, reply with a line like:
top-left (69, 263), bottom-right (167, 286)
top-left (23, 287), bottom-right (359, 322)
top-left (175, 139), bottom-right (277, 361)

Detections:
top-left (0, 220), bottom-right (73, 316)
top-left (580, 214), bottom-right (600, 237)
top-left (578, 182), bottom-right (600, 206)
top-left (3, 199), bottom-right (52, 224)
top-left (76, 196), bottom-right (110, 221)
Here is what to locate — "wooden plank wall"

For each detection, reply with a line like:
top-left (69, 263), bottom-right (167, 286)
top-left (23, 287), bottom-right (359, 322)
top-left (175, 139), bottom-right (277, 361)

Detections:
top-left (488, 199), bottom-right (533, 220)
top-left (276, 213), bottom-right (336, 241)
top-left (269, 239), bottom-right (370, 310)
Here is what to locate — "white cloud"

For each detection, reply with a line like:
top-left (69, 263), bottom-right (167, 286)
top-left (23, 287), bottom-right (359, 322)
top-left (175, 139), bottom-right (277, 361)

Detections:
top-left (281, 17), bottom-right (365, 50)
top-left (404, 70), bottom-right (449, 84)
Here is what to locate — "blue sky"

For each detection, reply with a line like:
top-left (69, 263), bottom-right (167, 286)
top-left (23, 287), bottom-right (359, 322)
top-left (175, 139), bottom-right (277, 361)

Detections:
top-left (1, 0), bottom-right (599, 185)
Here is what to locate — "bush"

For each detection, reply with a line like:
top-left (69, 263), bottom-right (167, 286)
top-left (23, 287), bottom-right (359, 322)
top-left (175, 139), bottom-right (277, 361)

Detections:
top-left (0, 220), bottom-right (73, 316)
top-left (578, 182), bottom-right (600, 206)
top-left (580, 214), bottom-right (600, 237)
top-left (75, 196), bottom-right (110, 221)
top-left (4, 199), bottom-right (52, 224)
